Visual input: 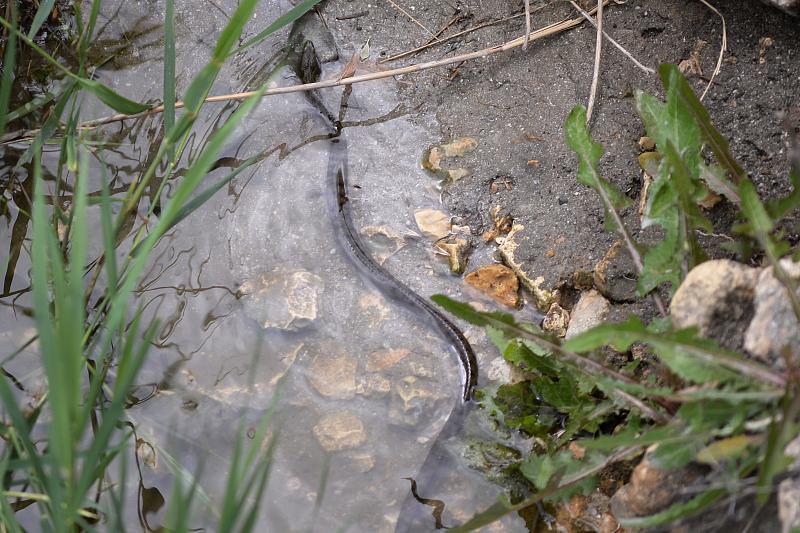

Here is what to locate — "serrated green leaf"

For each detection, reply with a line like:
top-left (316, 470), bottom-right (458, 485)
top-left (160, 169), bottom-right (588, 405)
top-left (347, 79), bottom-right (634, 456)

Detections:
top-left (740, 179), bottom-right (774, 234)
top-left (767, 169), bottom-right (800, 220)
top-left (659, 64), bottom-right (746, 185)
top-left (565, 106), bottom-right (632, 231)
top-left (699, 161), bottom-right (739, 203)
top-left (563, 315), bottom-right (646, 353)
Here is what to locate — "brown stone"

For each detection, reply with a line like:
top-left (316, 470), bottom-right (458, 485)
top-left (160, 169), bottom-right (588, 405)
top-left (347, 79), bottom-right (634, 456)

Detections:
top-left (307, 346), bottom-right (357, 400)
top-left (542, 303), bottom-right (570, 337)
top-left (365, 348), bottom-right (410, 372)
top-left (610, 452), bottom-right (704, 519)
top-left (413, 208), bottom-right (451, 240)
top-left (312, 411), bottom-right (367, 452)
top-left (464, 264), bottom-right (520, 308)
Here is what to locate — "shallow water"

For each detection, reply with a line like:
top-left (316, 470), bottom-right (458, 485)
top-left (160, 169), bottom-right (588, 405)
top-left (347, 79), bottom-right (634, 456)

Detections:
top-left (0, 1), bottom-right (528, 530)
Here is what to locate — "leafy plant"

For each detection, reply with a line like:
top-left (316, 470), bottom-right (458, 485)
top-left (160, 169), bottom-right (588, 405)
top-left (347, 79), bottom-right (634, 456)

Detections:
top-left (438, 64), bottom-right (800, 531)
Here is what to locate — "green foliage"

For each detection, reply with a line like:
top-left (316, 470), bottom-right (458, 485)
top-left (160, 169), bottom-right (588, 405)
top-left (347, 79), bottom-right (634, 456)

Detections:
top-left (439, 64), bottom-right (800, 531)
top-left (565, 106), bottom-right (632, 232)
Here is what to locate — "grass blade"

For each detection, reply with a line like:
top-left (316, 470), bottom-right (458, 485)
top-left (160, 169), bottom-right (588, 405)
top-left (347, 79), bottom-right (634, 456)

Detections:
top-left (0, 5), bottom-right (17, 139)
top-left (26, 0), bottom-right (55, 39)
top-left (234, 0), bottom-right (323, 55)
top-left (164, 0), bottom-right (176, 156)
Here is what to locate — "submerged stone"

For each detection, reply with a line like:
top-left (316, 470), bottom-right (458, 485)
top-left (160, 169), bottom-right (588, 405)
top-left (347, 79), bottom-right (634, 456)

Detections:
top-left (238, 269), bottom-right (323, 331)
top-left (313, 411), bottom-right (367, 452)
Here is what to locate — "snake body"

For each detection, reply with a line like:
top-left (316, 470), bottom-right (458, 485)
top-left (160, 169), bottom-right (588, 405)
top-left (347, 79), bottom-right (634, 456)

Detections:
top-left (325, 135), bottom-right (477, 402)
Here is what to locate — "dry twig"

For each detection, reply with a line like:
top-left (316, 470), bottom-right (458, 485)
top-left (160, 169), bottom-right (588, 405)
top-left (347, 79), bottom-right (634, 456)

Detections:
top-left (385, 0), bottom-right (440, 41)
top-left (697, 0), bottom-right (727, 100)
top-left (568, 0), bottom-right (655, 74)
top-left (523, 0), bottom-right (531, 49)
top-left (585, 0), bottom-right (603, 124)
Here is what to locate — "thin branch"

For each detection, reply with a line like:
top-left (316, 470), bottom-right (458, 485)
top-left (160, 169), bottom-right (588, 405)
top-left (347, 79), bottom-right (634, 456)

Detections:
top-left (568, 0), bottom-right (655, 74)
top-left (585, 0), bottom-right (603, 124)
top-left (697, 0), bottom-right (727, 101)
top-left (385, 0), bottom-right (440, 41)
top-left (3, 3), bottom-right (608, 144)
top-left (379, 11), bottom-right (525, 64)
top-left (523, 0), bottom-right (531, 50)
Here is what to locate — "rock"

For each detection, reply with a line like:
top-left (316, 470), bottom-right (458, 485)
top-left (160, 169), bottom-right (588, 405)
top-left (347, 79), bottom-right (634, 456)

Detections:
top-left (358, 293), bottom-right (390, 326)
top-left (638, 136), bottom-right (656, 151)
top-left (542, 303), bottom-right (570, 337)
top-left (486, 357), bottom-right (529, 384)
top-left (388, 376), bottom-right (442, 427)
top-left (366, 348), bottom-right (411, 372)
top-left (464, 264), bottom-right (520, 308)
top-left (422, 137), bottom-right (477, 183)
top-left (414, 208), bottom-right (451, 240)
top-left (497, 223), bottom-right (556, 310)
top-left (593, 241), bottom-right (638, 303)
top-left (361, 225), bottom-right (405, 265)
top-left (610, 451), bottom-right (705, 520)
top-left (744, 258), bottom-right (800, 366)
top-left (435, 236), bottom-right (472, 274)
top-left (671, 260), bottom-right (759, 351)
top-left (566, 290), bottom-right (610, 339)
top-left (307, 345), bottom-right (357, 400)
top-left (238, 269), bottom-right (322, 331)
top-left (312, 411), bottom-right (367, 452)
top-left (343, 451), bottom-right (376, 473)
top-left (355, 374), bottom-right (392, 398)
top-left (759, 0), bottom-right (799, 16)
top-left (555, 493), bottom-right (618, 533)
top-left (779, 434), bottom-right (800, 533)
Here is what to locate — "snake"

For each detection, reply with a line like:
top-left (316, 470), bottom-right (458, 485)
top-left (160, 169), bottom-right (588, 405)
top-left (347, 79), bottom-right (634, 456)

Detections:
top-left (325, 133), bottom-right (478, 402)
top-left (289, 26), bottom-right (479, 529)
top-left (322, 89), bottom-right (477, 533)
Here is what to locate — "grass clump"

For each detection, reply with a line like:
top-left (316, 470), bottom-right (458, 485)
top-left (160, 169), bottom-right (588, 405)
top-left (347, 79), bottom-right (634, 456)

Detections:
top-left (0, 0), bottom-right (321, 529)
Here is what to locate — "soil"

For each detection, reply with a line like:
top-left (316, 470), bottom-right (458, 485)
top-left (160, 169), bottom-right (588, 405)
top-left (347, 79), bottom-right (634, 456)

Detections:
top-left (321, 0), bottom-right (800, 318)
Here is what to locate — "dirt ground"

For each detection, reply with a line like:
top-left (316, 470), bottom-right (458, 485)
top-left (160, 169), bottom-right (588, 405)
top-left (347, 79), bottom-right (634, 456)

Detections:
top-left (321, 0), bottom-right (799, 320)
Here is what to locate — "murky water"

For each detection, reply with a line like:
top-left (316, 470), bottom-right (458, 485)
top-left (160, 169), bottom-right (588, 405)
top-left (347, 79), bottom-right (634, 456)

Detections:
top-left (0, 1), bottom-right (528, 530)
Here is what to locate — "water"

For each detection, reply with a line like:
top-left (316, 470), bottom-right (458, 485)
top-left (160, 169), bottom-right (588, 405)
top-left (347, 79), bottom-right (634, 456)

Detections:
top-left (0, 1), bottom-right (528, 530)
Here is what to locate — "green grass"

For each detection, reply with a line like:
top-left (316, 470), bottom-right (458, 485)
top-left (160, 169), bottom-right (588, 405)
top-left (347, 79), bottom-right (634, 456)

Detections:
top-left (0, 0), bottom-right (321, 529)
